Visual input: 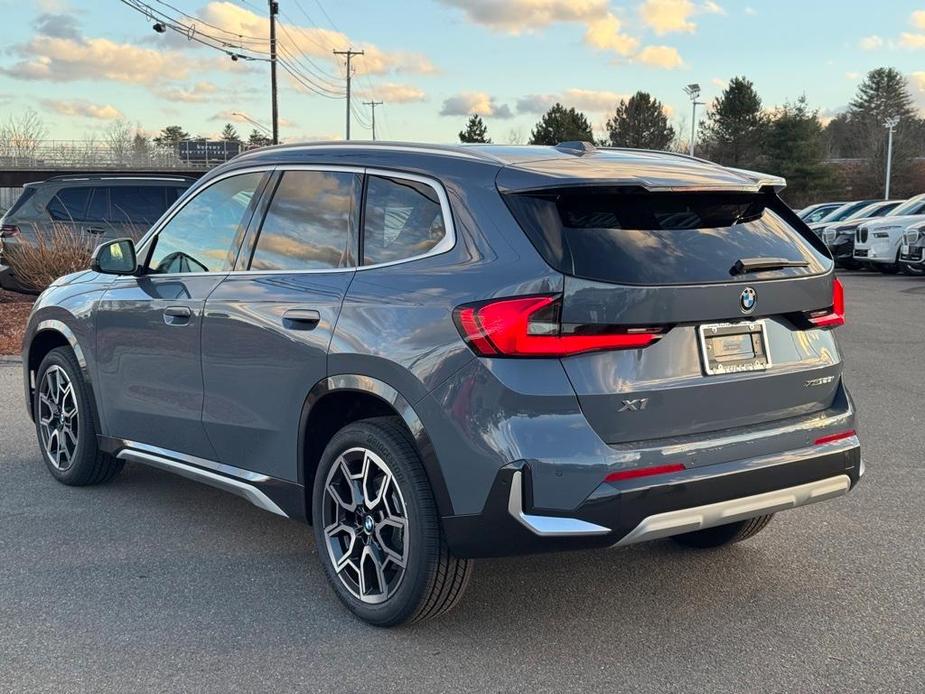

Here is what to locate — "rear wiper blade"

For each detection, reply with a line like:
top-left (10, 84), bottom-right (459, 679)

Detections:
top-left (730, 257), bottom-right (810, 275)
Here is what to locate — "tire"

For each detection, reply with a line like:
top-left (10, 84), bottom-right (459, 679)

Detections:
top-left (311, 416), bottom-right (472, 627)
top-left (670, 514), bottom-right (774, 549)
top-left (901, 262), bottom-right (925, 275)
top-left (33, 346), bottom-right (123, 486)
top-left (837, 259), bottom-right (860, 271)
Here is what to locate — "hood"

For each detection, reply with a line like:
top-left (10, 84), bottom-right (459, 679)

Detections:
top-left (49, 270), bottom-right (97, 288)
top-left (861, 214), bottom-right (925, 230)
top-left (828, 216), bottom-right (883, 233)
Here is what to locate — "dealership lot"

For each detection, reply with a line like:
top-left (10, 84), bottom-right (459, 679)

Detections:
top-left (0, 271), bottom-right (922, 693)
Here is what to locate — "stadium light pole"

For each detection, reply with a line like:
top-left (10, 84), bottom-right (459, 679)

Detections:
top-left (884, 116), bottom-right (900, 200)
top-left (683, 84), bottom-right (704, 157)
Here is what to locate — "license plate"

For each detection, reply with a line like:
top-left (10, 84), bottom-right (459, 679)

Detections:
top-left (698, 321), bottom-right (771, 376)
top-left (855, 249), bottom-right (868, 257)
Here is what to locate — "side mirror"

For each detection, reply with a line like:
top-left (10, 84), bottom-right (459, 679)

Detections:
top-left (90, 238), bottom-right (137, 275)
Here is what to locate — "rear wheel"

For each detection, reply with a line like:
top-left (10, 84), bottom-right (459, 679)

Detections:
top-left (312, 417), bottom-right (472, 627)
top-left (34, 347), bottom-right (123, 485)
top-left (671, 514), bottom-right (774, 549)
top-left (878, 251), bottom-right (902, 274)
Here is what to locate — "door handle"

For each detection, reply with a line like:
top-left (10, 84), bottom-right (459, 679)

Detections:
top-left (163, 305), bottom-right (192, 326)
top-left (282, 308), bottom-right (321, 329)
top-left (84, 226), bottom-right (105, 235)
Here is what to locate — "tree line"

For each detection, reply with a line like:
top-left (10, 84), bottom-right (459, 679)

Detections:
top-left (458, 67), bottom-right (925, 207)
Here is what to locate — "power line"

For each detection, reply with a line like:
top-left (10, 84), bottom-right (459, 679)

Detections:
top-left (333, 48), bottom-right (364, 140)
top-left (152, 0), bottom-right (268, 43)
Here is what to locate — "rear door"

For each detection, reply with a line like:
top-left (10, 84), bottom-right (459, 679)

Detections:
top-left (503, 186), bottom-right (842, 445)
top-left (200, 167), bottom-right (361, 481)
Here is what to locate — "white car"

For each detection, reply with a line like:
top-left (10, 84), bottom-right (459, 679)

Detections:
top-left (900, 220), bottom-right (925, 268)
top-left (854, 194), bottom-right (925, 274)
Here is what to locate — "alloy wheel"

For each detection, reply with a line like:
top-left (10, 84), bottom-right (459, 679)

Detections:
top-left (37, 365), bottom-right (79, 471)
top-left (321, 447), bottom-right (409, 604)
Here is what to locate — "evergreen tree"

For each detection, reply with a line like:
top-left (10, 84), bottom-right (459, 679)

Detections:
top-left (529, 103), bottom-right (594, 145)
top-left (699, 77), bottom-right (768, 167)
top-left (220, 123), bottom-right (241, 142)
top-left (247, 129), bottom-right (273, 147)
top-left (152, 125), bottom-right (189, 147)
top-left (765, 96), bottom-right (835, 207)
top-left (458, 114), bottom-right (491, 143)
top-left (605, 91), bottom-right (675, 150)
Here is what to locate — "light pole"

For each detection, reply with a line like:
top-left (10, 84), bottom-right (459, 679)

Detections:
top-left (683, 84), bottom-right (704, 157)
top-left (884, 116), bottom-right (900, 200)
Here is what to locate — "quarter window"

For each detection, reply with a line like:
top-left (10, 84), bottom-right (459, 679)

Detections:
top-left (47, 188), bottom-right (91, 222)
top-left (110, 186), bottom-right (170, 225)
top-left (146, 172), bottom-right (263, 274)
top-left (362, 175), bottom-right (447, 265)
top-left (250, 170), bottom-right (360, 271)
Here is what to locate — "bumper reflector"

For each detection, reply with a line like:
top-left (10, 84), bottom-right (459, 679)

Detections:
top-left (605, 463), bottom-right (685, 483)
top-left (814, 430), bottom-right (857, 446)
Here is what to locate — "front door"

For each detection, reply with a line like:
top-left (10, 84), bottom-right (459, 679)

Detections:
top-left (94, 171), bottom-right (268, 459)
top-left (201, 168), bottom-right (361, 480)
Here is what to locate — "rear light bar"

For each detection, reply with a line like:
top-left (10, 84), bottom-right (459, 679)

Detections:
top-left (814, 429), bottom-right (857, 446)
top-left (605, 463), bottom-right (686, 483)
top-left (453, 294), bottom-right (665, 358)
top-left (806, 277), bottom-right (845, 329)
top-left (0, 224), bottom-right (20, 238)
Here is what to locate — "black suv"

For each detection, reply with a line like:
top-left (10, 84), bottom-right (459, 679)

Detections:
top-left (0, 174), bottom-right (194, 290)
top-left (22, 143), bottom-right (861, 626)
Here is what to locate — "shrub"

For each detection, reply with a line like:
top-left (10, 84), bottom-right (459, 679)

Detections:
top-left (4, 224), bottom-right (95, 292)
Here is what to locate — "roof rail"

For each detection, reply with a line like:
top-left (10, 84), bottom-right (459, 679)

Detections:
top-left (41, 172), bottom-right (198, 183)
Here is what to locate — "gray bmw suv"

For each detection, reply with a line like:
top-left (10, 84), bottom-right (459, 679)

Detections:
top-left (22, 142), bottom-right (862, 627)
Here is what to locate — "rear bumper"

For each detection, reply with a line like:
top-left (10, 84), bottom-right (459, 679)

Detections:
top-left (442, 437), bottom-right (861, 558)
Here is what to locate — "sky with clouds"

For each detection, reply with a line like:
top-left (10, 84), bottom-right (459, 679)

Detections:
top-left (1, 0), bottom-right (925, 143)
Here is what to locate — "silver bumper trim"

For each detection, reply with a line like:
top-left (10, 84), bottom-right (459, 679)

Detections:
top-left (614, 474), bottom-right (851, 546)
top-left (117, 449), bottom-right (289, 518)
top-left (508, 471), bottom-right (611, 537)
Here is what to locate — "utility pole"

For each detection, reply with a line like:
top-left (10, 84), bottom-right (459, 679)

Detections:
top-left (334, 48), bottom-right (364, 140)
top-left (268, 0), bottom-right (279, 145)
top-left (363, 100), bottom-right (383, 140)
top-left (683, 84), bottom-right (704, 157)
top-left (884, 116), bottom-right (900, 200)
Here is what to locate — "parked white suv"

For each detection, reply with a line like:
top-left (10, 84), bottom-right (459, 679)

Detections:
top-left (900, 220), bottom-right (925, 268)
top-left (854, 194), bottom-right (925, 274)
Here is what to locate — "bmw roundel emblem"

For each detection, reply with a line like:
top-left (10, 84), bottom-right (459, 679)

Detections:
top-left (740, 287), bottom-right (757, 314)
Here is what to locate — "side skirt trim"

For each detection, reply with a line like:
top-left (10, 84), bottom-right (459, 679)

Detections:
top-left (614, 474), bottom-right (851, 546)
top-left (113, 444), bottom-right (289, 518)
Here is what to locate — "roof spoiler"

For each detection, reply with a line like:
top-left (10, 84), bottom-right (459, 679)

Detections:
top-left (726, 167), bottom-right (787, 193)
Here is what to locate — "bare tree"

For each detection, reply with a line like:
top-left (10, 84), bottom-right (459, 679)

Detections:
top-left (0, 109), bottom-right (48, 163)
top-left (506, 127), bottom-right (526, 145)
top-left (105, 120), bottom-right (134, 166)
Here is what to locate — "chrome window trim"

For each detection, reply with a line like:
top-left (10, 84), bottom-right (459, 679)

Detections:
top-left (135, 164), bottom-right (457, 278)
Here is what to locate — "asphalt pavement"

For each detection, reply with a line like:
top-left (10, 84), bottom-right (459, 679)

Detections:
top-left (1, 271), bottom-right (923, 693)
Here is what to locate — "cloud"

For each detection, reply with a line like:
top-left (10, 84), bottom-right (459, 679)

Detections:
top-left (155, 82), bottom-right (220, 103)
top-left (711, 77), bottom-right (727, 87)
top-left (200, 1), bottom-right (435, 75)
top-left (436, 0), bottom-right (609, 33)
top-left (584, 13), bottom-right (639, 56)
top-left (439, 92), bottom-right (513, 118)
top-left (913, 10), bottom-right (925, 30)
top-left (859, 35), bottom-right (884, 51)
top-left (639, 0), bottom-right (723, 35)
top-left (358, 82), bottom-right (427, 103)
top-left (0, 34), bottom-right (197, 84)
top-left (517, 89), bottom-right (630, 114)
top-left (845, 72), bottom-right (861, 80)
top-left (635, 45), bottom-right (685, 69)
top-left (39, 99), bottom-right (123, 120)
top-left (34, 12), bottom-right (81, 39)
top-left (900, 32), bottom-right (925, 49)
top-left (744, 6), bottom-right (757, 15)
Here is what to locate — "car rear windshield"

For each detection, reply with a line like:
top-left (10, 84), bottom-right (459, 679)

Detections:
top-left (504, 188), bottom-right (830, 286)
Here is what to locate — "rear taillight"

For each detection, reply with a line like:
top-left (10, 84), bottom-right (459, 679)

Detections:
top-left (0, 224), bottom-right (20, 238)
top-left (453, 294), bottom-right (664, 358)
top-left (806, 278), bottom-right (845, 329)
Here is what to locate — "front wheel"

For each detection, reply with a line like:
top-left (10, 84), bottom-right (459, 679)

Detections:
top-left (312, 417), bottom-right (472, 627)
top-left (901, 262), bottom-right (925, 275)
top-left (33, 347), bottom-right (123, 485)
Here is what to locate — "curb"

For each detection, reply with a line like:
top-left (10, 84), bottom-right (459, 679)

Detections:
top-left (0, 355), bottom-right (22, 365)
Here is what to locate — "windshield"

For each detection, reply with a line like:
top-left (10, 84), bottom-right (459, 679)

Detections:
top-left (851, 201), bottom-right (900, 220)
top-left (823, 201), bottom-right (875, 223)
top-left (890, 196), bottom-right (925, 217)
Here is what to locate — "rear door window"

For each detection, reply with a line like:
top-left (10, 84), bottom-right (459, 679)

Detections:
top-left (249, 170), bottom-right (360, 271)
top-left (47, 187), bottom-right (90, 221)
top-left (505, 189), bottom-right (830, 286)
top-left (110, 186), bottom-right (169, 225)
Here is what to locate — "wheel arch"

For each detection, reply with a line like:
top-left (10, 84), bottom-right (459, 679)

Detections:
top-left (24, 320), bottom-right (95, 424)
top-left (299, 375), bottom-right (454, 521)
